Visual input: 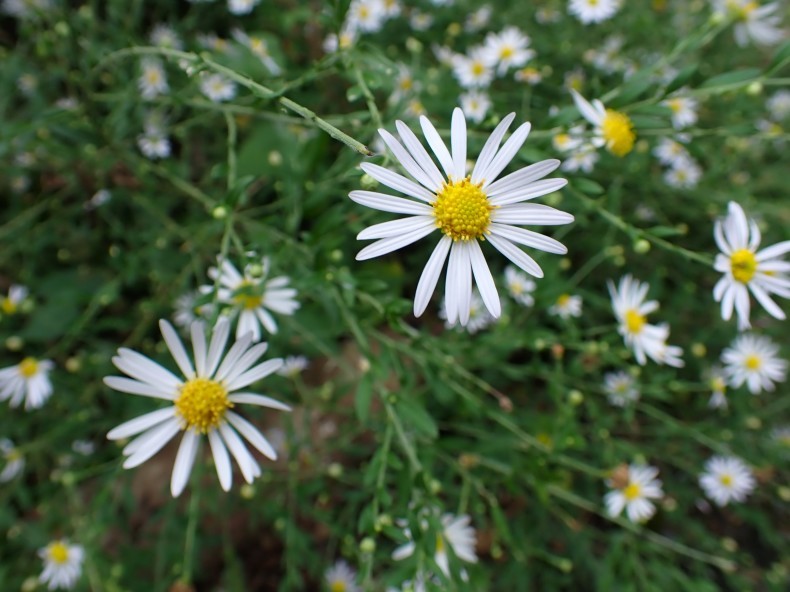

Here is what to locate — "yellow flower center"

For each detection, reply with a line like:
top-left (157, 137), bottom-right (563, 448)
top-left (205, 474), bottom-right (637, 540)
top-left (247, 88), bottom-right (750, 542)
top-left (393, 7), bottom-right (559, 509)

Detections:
top-left (510, 282), bottom-right (523, 295)
top-left (711, 377), bottom-right (727, 393)
top-left (399, 77), bottom-right (413, 91)
top-left (330, 581), bottom-right (347, 592)
top-left (728, 0), bottom-right (757, 20)
top-left (48, 542), bottom-right (70, 565)
top-left (175, 378), bottom-right (233, 433)
top-left (720, 474), bottom-right (733, 487)
top-left (623, 482), bottom-right (641, 501)
top-left (432, 177), bottom-right (493, 241)
top-left (667, 98), bottom-right (683, 113)
top-left (601, 110), bottom-right (636, 157)
top-left (19, 357), bottom-right (38, 378)
top-left (536, 432), bottom-right (553, 447)
top-left (471, 61), bottom-right (485, 76)
top-left (232, 281), bottom-right (263, 310)
top-left (554, 133), bottom-right (570, 148)
top-left (557, 294), bottom-right (571, 306)
top-left (6, 449), bottom-right (21, 461)
top-left (744, 355), bottom-right (762, 371)
top-left (1, 297), bottom-right (18, 315)
top-left (500, 46), bottom-right (514, 60)
top-left (146, 70), bottom-right (161, 85)
top-left (730, 249), bottom-right (757, 284)
top-left (624, 309), bottom-right (646, 334)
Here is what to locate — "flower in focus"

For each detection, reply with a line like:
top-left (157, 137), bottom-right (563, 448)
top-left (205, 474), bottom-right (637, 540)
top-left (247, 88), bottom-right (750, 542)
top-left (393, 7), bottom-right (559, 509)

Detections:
top-left (324, 560), bottom-right (361, 592)
top-left (713, 201), bottom-right (790, 330)
top-left (200, 73), bottom-right (237, 102)
top-left (505, 266), bottom-right (536, 307)
top-left (603, 371), bottom-right (639, 407)
top-left (0, 356), bottom-right (54, 409)
top-left (138, 58), bottom-right (169, 100)
top-left (721, 333), bottom-right (787, 394)
top-left (571, 89), bottom-right (636, 157)
top-left (707, 366), bottom-right (729, 409)
top-left (392, 513), bottom-right (477, 578)
top-left (105, 319), bottom-right (291, 496)
top-left (0, 438), bottom-right (24, 482)
top-left (604, 464), bottom-right (663, 523)
top-left (459, 90), bottom-right (491, 123)
top-left (699, 455), bottom-right (755, 506)
top-left (548, 293), bottom-right (582, 318)
top-left (350, 109), bottom-right (572, 326)
top-left (568, 0), bottom-right (621, 24)
top-left (1, 284), bottom-right (28, 316)
top-left (609, 275), bottom-right (684, 367)
top-left (38, 539), bottom-right (84, 590)
top-left (207, 256), bottom-right (300, 341)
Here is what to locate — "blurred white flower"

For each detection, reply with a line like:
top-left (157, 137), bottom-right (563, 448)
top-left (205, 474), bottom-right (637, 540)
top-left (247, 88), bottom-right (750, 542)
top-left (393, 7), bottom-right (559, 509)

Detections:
top-left (200, 73), bottom-right (237, 102)
top-left (0, 356), bottom-right (54, 409)
top-left (149, 24), bottom-right (183, 50)
top-left (324, 560), bottom-right (360, 592)
top-left (766, 90), bottom-right (790, 120)
top-left (604, 371), bottom-right (639, 407)
top-left (0, 438), bottom-right (24, 482)
top-left (39, 540), bottom-right (84, 590)
top-left (347, 0), bottom-right (386, 33)
top-left (228, 0), bottom-right (260, 16)
top-left (1, 284), bottom-right (28, 316)
top-left (721, 333), bottom-right (787, 394)
top-left (549, 293), bottom-right (583, 318)
top-left (459, 90), bottom-right (491, 123)
top-left (276, 356), bottom-right (308, 378)
top-left (569, 0), bottom-right (621, 24)
top-left (505, 266), bottom-right (536, 307)
top-left (482, 27), bottom-right (535, 75)
top-left (232, 29), bottom-right (281, 75)
top-left (604, 464), bottom-right (663, 522)
top-left (138, 58), bottom-right (169, 100)
top-left (663, 157), bottom-right (702, 189)
top-left (699, 455), bottom-right (755, 506)
top-left (663, 94), bottom-right (699, 129)
top-left (392, 513), bottom-right (477, 578)
top-left (712, 0), bottom-right (785, 46)
top-left (707, 366), bottom-right (728, 409)
top-left (452, 48), bottom-right (494, 89)
top-left (653, 137), bottom-right (690, 167)
top-left (441, 290), bottom-right (496, 334)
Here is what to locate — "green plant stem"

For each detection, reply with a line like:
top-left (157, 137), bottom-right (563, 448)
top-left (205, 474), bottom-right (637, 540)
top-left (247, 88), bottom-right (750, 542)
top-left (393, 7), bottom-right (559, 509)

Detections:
top-left (180, 484), bottom-right (201, 584)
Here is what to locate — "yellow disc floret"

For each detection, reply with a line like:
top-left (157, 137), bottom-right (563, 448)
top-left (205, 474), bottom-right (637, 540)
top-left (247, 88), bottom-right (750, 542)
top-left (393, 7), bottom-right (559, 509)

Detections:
top-left (601, 110), bottom-right (636, 157)
top-left (1, 298), bottom-right (17, 315)
top-left (744, 354), bottom-right (762, 371)
top-left (624, 309), bottom-right (646, 334)
top-left (623, 482), bottom-right (642, 501)
top-left (19, 357), bottom-right (38, 378)
top-left (175, 378), bottom-right (233, 433)
top-left (48, 542), bottom-right (70, 565)
top-left (330, 581), bottom-right (347, 592)
top-left (730, 249), bottom-right (757, 284)
top-left (719, 473), bottom-right (733, 487)
top-left (233, 281), bottom-right (263, 310)
top-left (433, 177), bottom-right (493, 241)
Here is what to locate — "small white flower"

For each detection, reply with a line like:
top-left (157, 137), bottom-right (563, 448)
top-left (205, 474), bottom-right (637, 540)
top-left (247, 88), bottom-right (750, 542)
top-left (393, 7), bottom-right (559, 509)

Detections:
top-left (392, 513), bottom-right (477, 578)
top-left (699, 455), bottom-right (756, 506)
top-left (198, 32), bottom-right (233, 54)
top-left (560, 144), bottom-right (599, 173)
top-left (604, 464), bottom-right (663, 523)
top-left (663, 157), bottom-right (702, 189)
top-left (482, 26), bottom-right (534, 75)
top-left (663, 94), bottom-right (699, 129)
top-left (71, 440), bottom-right (96, 456)
top-left (514, 66), bottom-right (542, 85)
top-left (552, 128), bottom-right (584, 154)
top-left (0, 438), bottom-right (24, 482)
top-left (609, 275), bottom-right (684, 367)
top-left (138, 131), bottom-right (171, 160)
top-left (347, 0), bottom-right (386, 33)
top-left (452, 48), bottom-right (494, 89)
top-left (568, 0), bottom-right (621, 25)
top-left (707, 366), bottom-right (729, 409)
top-left (548, 293), bottom-right (582, 318)
top-left (586, 36), bottom-right (629, 74)
top-left (84, 189), bottom-right (112, 211)
top-left (409, 10), bottom-right (433, 31)
top-left (653, 137), bottom-right (690, 167)
top-left (39, 540), bottom-right (84, 590)
top-left (105, 319), bottom-right (292, 496)
top-left (713, 201), bottom-right (790, 329)
top-left (200, 73), bottom-right (237, 102)
top-left (389, 64), bottom-right (419, 104)
top-left (504, 266), bottom-right (536, 307)
top-left (535, 7), bottom-right (561, 24)
top-left (712, 0), bottom-right (785, 47)
top-left (232, 29), bottom-right (281, 75)
top-left (603, 371), bottom-right (639, 407)
top-left (571, 89), bottom-right (636, 157)
top-left (465, 5), bottom-right (491, 31)
top-left (276, 355), bottom-right (308, 378)
top-left (459, 90), bottom-right (491, 123)
top-left (1, 283), bottom-right (28, 315)
top-left (767, 90), bottom-right (790, 121)
top-left (228, 0), bottom-right (260, 16)
top-left (149, 24), bottom-right (183, 50)
top-left (138, 58), bottom-right (169, 100)
top-left (721, 333), bottom-right (787, 394)
top-left (173, 291), bottom-right (215, 329)
top-left (324, 560), bottom-right (360, 592)
top-left (0, 356), bottom-right (54, 409)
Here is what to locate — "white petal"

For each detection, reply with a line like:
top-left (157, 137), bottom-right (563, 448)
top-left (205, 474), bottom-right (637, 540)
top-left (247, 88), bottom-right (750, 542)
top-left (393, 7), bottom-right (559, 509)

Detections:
top-left (237, 310), bottom-right (261, 342)
top-left (225, 358), bottom-right (283, 391)
top-left (444, 242), bottom-right (462, 324)
top-left (359, 162), bottom-right (434, 202)
top-left (379, 129), bottom-right (441, 191)
top-left (419, 115), bottom-right (455, 178)
top-left (191, 322), bottom-right (207, 377)
top-left (750, 283), bottom-right (786, 320)
top-left (218, 423), bottom-right (258, 483)
top-left (471, 113), bottom-right (515, 184)
top-left (349, 190), bottom-right (433, 215)
top-left (160, 320), bottom-right (195, 380)
top-left (451, 108), bottom-right (467, 179)
top-left (356, 224), bottom-right (437, 261)
top-left (456, 242), bottom-right (473, 326)
top-left (103, 376), bottom-right (176, 400)
top-left (226, 411), bottom-right (278, 460)
top-left (487, 234), bottom-right (544, 277)
top-left (395, 120), bottom-right (446, 189)
top-left (219, 342), bottom-right (270, 385)
top-left (170, 430), bottom-right (200, 497)
top-left (756, 240), bottom-right (790, 261)
top-left (254, 308), bottom-right (278, 334)
top-left (205, 318), bottom-right (231, 379)
top-left (414, 236), bottom-right (452, 317)
top-left (357, 216), bottom-right (435, 240)
top-left (468, 240), bottom-right (501, 317)
top-left (488, 179), bottom-right (568, 207)
top-left (713, 221), bottom-right (731, 255)
top-left (571, 89), bottom-right (602, 126)
top-left (489, 223), bottom-right (568, 254)
top-left (214, 333), bottom-right (255, 382)
top-left (228, 393), bottom-right (291, 411)
top-left (492, 203), bottom-right (574, 225)
top-left (485, 160), bottom-right (561, 198)
top-left (208, 430), bottom-right (232, 491)
top-left (477, 121), bottom-right (531, 185)
top-left (113, 349), bottom-right (181, 389)
top-left (122, 419), bottom-right (180, 468)
top-left (107, 407), bottom-right (175, 440)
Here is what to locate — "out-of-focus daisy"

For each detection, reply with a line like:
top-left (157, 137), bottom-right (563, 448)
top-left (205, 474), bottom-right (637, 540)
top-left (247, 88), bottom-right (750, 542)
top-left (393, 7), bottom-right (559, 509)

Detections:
top-left (149, 24), bottom-right (183, 50)
top-left (536, 6), bottom-right (561, 24)
top-left (198, 32), bottom-right (233, 55)
top-left (721, 333), bottom-right (787, 394)
top-left (409, 10), bottom-right (433, 31)
top-left (84, 189), bottom-right (112, 211)
top-left (707, 366), bottom-right (729, 408)
top-left (2, 0), bottom-right (53, 18)
top-left (323, 27), bottom-right (358, 53)
top-left (663, 157), bottom-right (702, 189)
top-left (71, 440), bottom-right (96, 456)
top-left (571, 89), bottom-right (636, 157)
top-left (105, 319), bottom-right (290, 496)
top-left (350, 109), bottom-right (572, 326)
top-left (232, 29), bottom-right (282, 75)
top-left (200, 73), bottom-right (237, 102)
top-left (0, 356), bottom-right (54, 409)
top-left (699, 455), bottom-right (755, 506)
top-left (405, 99), bottom-right (426, 118)
top-left (767, 90), bottom-right (790, 120)
top-left (569, 0), bottom-right (621, 24)
top-left (713, 201), bottom-right (790, 329)
top-left (712, 0), bottom-right (785, 47)
top-left (173, 290), bottom-right (214, 329)
top-left (440, 290), bottom-right (496, 334)
top-left (465, 5), bottom-right (491, 31)
top-left (482, 27), bottom-right (534, 75)
top-left (138, 130), bottom-right (171, 159)
top-left (514, 66), bottom-right (542, 85)
top-left (604, 464), bottom-right (663, 522)
top-left (552, 127), bottom-right (584, 154)
top-left (608, 275), bottom-right (684, 367)
top-left (228, 0), bottom-right (260, 15)
top-left (392, 513), bottom-right (477, 578)
top-left (39, 540), bottom-right (84, 590)
top-left (548, 293), bottom-right (582, 318)
top-left (505, 266), bottom-right (536, 307)
top-left (324, 560), bottom-right (360, 592)
top-left (663, 94), bottom-right (699, 129)
top-left (0, 438), bottom-right (24, 482)
top-left (459, 90), bottom-right (491, 124)
top-left (207, 257), bottom-right (299, 341)
top-left (585, 36), bottom-right (629, 74)
top-left (390, 64), bottom-right (419, 104)
top-left (603, 371), bottom-right (639, 407)
top-left (347, 0), bottom-right (386, 33)
top-left (381, 0), bottom-right (401, 18)
top-left (563, 68), bottom-right (586, 92)
top-left (138, 58), bottom-right (169, 100)
top-left (561, 144), bottom-right (599, 173)
top-left (276, 355), bottom-right (308, 378)
top-left (1, 284), bottom-right (29, 316)
top-left (653, 137), bottom-right (690, 167)
top-left (452, 48), bottom-right (495, 89)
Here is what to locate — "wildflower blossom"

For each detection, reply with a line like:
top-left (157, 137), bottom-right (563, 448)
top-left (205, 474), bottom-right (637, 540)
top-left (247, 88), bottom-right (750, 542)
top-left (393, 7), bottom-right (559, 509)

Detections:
top-left (459, 90), bottom-right (491, 123)
top-left (105, 319), bottom-right (291, 496)
top-left (0, 438), bottom-right (24, 482)
top-left (465, 5), bottom-right (491, 31)
top-left (173, 291), bottom-right (214, 329)
top-left (232, 29), bottom-right (281, 75)
top-left (604, 464), bottom-right (663, 522)
top-left (712, 0), bottom-right (785, 47)
top-left (390, 64), bottom-right (419, 104)
top-left (721, 333), bottom-right (787, 394)
top-left (0, 356), bottom-right (54, 409)
top-left (325, 560), bottom-right (361, 592)
top-left (149, 24), bottom-right (183, 50)
top-left (663, 157), bottom-right (702, 189)
top-left (571, 89), bottom-right (636, 157)
top-left (440, 290), bottom-right (496, 334)
top-left (39, 540), bottom-right (84, 590)
top-left (350, 109), bottom-right (572, 326)
top-left (482, 27), bottom-right (534, 75)
top-left (452, 48), bottom-right (495, 89)
top-left (569, 0), bottom-right (621, 25)
top-left (663, 94), bottom-right (699, 129)
top-left (276, 355), bottom-right (308, 378)
top-left (653, 137), bottom-right (690, 167)
top-left (707, 366), bottom-right (729, 408)
top-left (604, 371), bottom-right (639, 407)
top-left (1, 284), bottom-right (28, 316)
top-left (766, 90), bottom-right (790, 120)
top-left (549, 293), bottom-right (582, 318)
top-left (514, 66), bottom-right (542, 85)
top-left (561, 144), bottom-right (599, 173)
top-left (228, 0), bottom-right (260, 16)
top-left (699, 455), bottom-right (755, 506)
top-left (347, 0), bottom-right (387, 33)
top-left (393, 513), bottom-right (477, 577)
top-left (200, 73), bottom-right (237, 102)
top-left (713, 201), bottom-right (790, 329)
top-left (138, 58), bottom-right (169, 100)
top-left (505, 266), bottom-right (536, 307)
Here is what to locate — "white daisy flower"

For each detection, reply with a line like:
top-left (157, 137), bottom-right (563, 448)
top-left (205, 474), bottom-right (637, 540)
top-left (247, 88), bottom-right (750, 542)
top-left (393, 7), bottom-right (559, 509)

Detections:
top-left (552, 127), bottom-right (585, 154)
top-left (276, 355), bottom-right (308, 378)
top-left (699, 455), bottom-right (756, 506)
top-left (1, 283), bottom-right (28, 315)
top-left (38, 540), bottom-right (84, 590)
top-left (459, 90), bottom-right (491, 124)
top-left (721, 333), bottom-right (787, 394)
top-left (137, 131), bottom-right (171, 160)
top-left (149, 24), bottom-right (183, 50)
top-left (392, 513), bottom-right (477, 578)
top-left (409, 10), bottom-right (433, 31)
top-left (767, 90), bottom-right (790, 121)
top-left (653, 137), bottom-right (690, 167)
top-left (232, 29), bottom-right (282, 75)
top-left (514, 66), bottom-right (542, 85)
top-left (535, 7), bottom-right (561, 24)
top-left (561, 142), bottom-right (599, 173)
top-left (663, 95), bottom-right (699, 129)
top-left (105, 319), bottom-right (291, 497)
top-left (228, 0), bottom-right (260, 15)
top-left (347, 0), bottom-right (386, 33)
top-left (452, 48), bottom-right (495, 89)
top-left (712, 0), bottom-right (785, 47)
top-left (324, 560), bottom-right (360, 592)
top-left (465, 5), bottom-right (491, 31)
top-left (713, 201), bottom-right (790, 329)
top-left (138, 58), bottom-right (169, 100)
top-left (173, 291), bottom-right (215, 329)
top-left (603, 370), bottom-right (639, 407)
top-left (390, 64), bottom-right (419, 104)
top-left (571, 89), bottom-right (636, 157)
top-left (608, 275), bottom-right (684, 367)
top-left (71, 440), bottom-right (96, 456)
top-left (505, 266), bottom-right (536, 307)
top-left (548, 293), bottom-right (583, 318)
top-left (0, 356), bottom-right (54, 409)
top-left (663, 157), bottom-right (702, 189)
top-left (198, 32), bottom-right (233, 55)
top-left (0, 438), bottom-right (24, 482)
top-left (707, 366), bottom-right (729, 409)
top-left (482, 26), bottom-right (535, 75)
top-left (568, 0), bottom-right (621, 25)
top-left (350, 109), bottom-right (572, 326)
top-left (440, 290), bottom-right (496, 334)
top-left (200, 73), bottom-right (237, 102)
top-left (207, 257), bottom-right (300, 341)
top-left (381, 0), bottom-right (401, 18)
top-left (586, 36), bottom-right (629, 74)
top-left (604, 464), bottom-right (663, 523)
